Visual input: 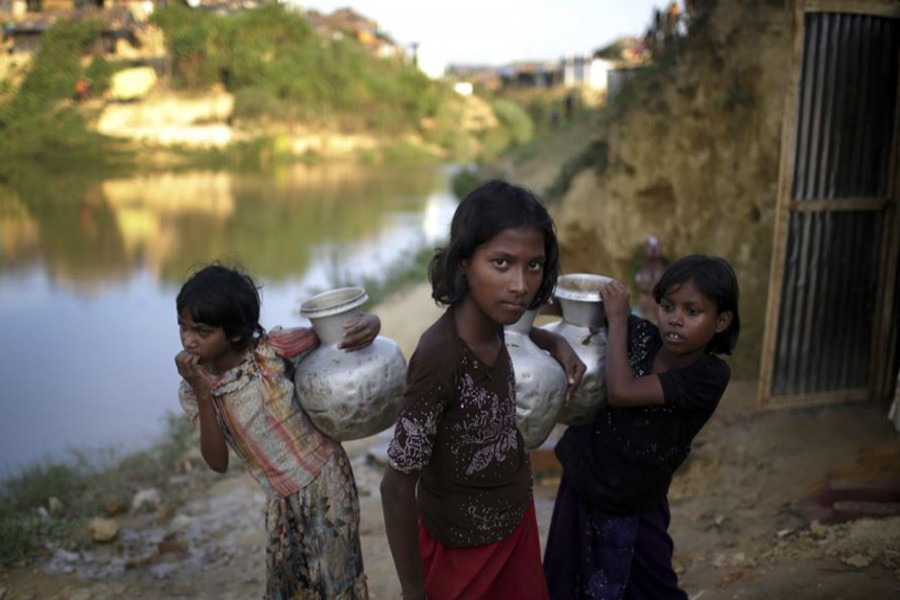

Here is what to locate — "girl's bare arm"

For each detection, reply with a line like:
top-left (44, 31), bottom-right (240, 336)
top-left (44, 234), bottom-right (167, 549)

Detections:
top-left (175, 351), bottom-right (229, 472)
top-left (529, 327), bottom-right (586, 400)
top-left (601, 281), bottom-right (665, 407)
top-left (380, 466), bottom-right (426, 600)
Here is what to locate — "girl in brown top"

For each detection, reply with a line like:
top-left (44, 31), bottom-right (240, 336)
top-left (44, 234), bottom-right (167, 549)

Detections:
top-left (381, 179), bottom-right (586, 600)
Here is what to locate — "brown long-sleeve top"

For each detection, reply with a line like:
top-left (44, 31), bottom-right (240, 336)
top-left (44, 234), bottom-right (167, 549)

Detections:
top-left (387, 309), bottom-right (533, 547)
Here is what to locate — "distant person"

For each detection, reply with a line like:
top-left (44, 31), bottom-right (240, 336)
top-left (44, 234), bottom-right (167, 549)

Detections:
top-left (670, 1), bottom-right (683, 30)
top-left (544, 254), bottom-right (741, 599)
top-left (664, 1), bottom-right (683, 48)
top-left (380, 180), bottom-right (585, 600)
top-left (565, 92), bottom-right (576, 119)
top-left (175, 264), bottom-right (378, 599)
top-left (74, 79), bottom-right (90, 102)
top-left (643, 26), bottom-right (657, 60)
top-left (634, 235), bottom-right (667, 323)
top-left (651, 8), bottom-right (665, 57)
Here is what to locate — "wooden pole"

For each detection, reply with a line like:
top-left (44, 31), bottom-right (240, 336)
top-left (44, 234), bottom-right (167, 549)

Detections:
top-left (758, 0), bottom-right (807, 410)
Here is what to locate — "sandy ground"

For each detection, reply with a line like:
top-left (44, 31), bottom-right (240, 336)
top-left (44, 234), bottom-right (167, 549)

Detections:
top-left (2, 283), bottom-right (899, 599)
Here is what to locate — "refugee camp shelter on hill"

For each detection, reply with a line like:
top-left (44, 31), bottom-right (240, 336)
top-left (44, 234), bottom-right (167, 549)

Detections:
top-left (2, 4), bottom-right (143, 55)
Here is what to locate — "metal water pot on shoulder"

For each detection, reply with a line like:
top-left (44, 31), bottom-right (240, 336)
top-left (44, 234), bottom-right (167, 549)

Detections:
top-left (505, 308), bottom-right (567, 449)
top-left (294, 287), bottom-right (407, 441)
top-left (540, 273), bottom-right (611, 425)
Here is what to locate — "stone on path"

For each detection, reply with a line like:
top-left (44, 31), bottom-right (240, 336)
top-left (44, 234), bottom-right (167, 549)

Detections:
top-left (89, 517), bottom-right (120, 543)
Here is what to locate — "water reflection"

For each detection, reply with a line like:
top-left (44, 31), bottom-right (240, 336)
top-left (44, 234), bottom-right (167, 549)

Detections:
top-left (0, 165), bottom-right (458, 476)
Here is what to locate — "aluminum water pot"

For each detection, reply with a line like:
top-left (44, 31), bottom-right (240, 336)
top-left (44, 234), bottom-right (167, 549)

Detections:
top-left (541, 273), bottom-right (612, 425)
top-left (505, 309), bottom-right (567, 449)
top-left (294, 287), bottom-right (407, 441)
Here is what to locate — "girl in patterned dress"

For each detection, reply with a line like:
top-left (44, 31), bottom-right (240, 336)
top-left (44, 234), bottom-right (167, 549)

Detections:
top-left (380, 180), bottom-right (587, 600)
top-left (175, 264), bottom-right (374, 599)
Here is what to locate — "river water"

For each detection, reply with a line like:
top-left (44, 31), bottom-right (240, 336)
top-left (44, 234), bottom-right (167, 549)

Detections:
top-left (0, 163), bottom-right (459, 477)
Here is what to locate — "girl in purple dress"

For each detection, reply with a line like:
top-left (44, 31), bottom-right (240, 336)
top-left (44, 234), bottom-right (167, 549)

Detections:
top-left (544, 254), bottom-right (741, 600)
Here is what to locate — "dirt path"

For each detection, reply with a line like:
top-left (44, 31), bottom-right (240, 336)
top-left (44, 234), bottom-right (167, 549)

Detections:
top-left (2, 284), bottom-right (899, 599)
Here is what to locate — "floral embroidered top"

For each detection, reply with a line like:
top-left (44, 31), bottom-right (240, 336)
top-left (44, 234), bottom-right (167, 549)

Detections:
top-left (178, 327), bottom-right (335, 500)
top-left (387, 309), bottom-right (532, 547)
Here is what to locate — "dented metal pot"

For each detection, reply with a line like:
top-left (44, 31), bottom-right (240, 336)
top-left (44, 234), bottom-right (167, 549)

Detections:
top-left (541, 273), bottom-right (612, 425)
top-left (505, 308), bottom-right (567, 449)
top-left (294, 287), bottom-right (407, 441)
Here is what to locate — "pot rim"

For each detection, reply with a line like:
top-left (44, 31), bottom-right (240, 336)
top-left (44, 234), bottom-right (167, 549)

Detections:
top-left (555, 273), bottom-right (612, 303)
top-left (300, 287), bottom-right (368, 319)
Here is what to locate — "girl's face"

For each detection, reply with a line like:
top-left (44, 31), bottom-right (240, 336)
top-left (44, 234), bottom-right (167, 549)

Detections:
top-left (460, 226), bottom-right (546, 326)
top-left (656, 279), bottom-right (733, 362)
top-left (178, 308), bottom-right (241, 373)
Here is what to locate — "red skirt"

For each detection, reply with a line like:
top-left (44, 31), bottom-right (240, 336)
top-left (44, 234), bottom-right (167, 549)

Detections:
top-left (419, 502), bottom-right (549, 600)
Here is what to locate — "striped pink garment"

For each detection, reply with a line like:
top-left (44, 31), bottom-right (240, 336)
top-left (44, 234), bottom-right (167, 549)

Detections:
top-left (179, 327), bottom-right (335, 498)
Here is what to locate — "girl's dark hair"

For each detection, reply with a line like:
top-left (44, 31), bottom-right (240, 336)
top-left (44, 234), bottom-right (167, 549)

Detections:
top-left (652, 254), bottom-right (741, 355)
top-left (176, 264), bottom-right (265, 351)
top-left (429, 179), bottom-right (559, 309)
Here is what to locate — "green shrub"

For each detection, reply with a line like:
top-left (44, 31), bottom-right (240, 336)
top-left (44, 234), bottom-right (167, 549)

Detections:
top-left (232, 86), bottom-right (294, 121)
top-left (477, 127), bottom-right (513, 162)
top-left (6, 19), bottom-right (98, 114)
top-left (380, 140), bottom-right (440, 166)
top-left (83, 56), bottom-right (115, 96)
top-left (491, 99), bottom-right (533, 146)
top-left (0, 18), bottom-right (126, 172)
top-left (188, 136), bottom-right (280, 170)
top-left (450, 168), bottom-right (481, 200)
top-left (0, 105), bottom-right (110, 169)
top-left (151, 4), bottom-right (449, 135)
top-left (1, 462), bottom-right (85, 513)
top-left (157, 410), bottom-right (199, 468)
top-left (0, 516), bottom-right (42, 564)
top-left (0, 411), bottom-right (208, 565)
top-left (151, 3), bottom-right (217, 89)
top-left (544, 138), bottom-right (608, 202)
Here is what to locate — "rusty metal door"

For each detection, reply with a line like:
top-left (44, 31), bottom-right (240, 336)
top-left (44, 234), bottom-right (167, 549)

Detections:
top-left (758, 1), bottom-right (900, 409)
